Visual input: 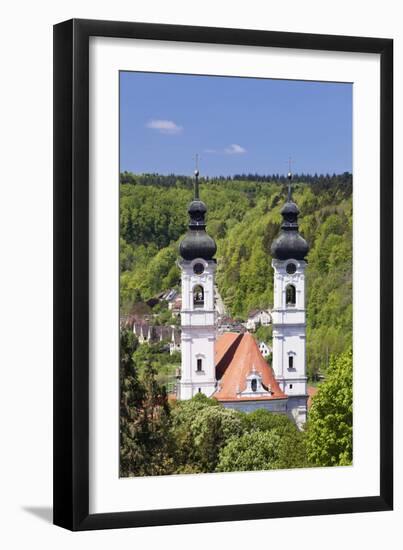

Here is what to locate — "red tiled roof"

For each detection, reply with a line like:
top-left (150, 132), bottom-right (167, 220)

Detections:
top-left (214, 332), bottom-right (286, 402)
top-left (215, 333), bottom-right (243, 380)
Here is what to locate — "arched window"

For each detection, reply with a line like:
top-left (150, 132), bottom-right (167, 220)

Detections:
top-left (193, 285), bottom-right (204, 308)
top-left (286, 284), bottom-right (296, 306)
top-left (251, 378), bottom-right (257, 392)
top-left (197, 358), bottom-right (203, 371)
top-left (288, 355), bottom-right (294, 369)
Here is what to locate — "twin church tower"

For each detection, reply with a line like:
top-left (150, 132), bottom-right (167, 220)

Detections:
top-left (177, 170), bottom-right (309, 426)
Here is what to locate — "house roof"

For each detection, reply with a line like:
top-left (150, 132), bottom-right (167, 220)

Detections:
top-left (247, 309), bottom-right (271, 319)
top-left (214, 332), bottom-right (286, 402)
top-left (215, 333), bottom-right (243, 380)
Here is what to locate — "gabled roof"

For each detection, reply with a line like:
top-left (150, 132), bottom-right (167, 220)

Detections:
top-left (214, 332), bottom-right (286, 402)
top-left (247, 309), bottom-right (271, 319)
top-left (215, 333), bottom-right (243, 380)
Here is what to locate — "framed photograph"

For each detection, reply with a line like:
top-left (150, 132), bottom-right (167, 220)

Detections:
top-left (53, 18), bottom-right (393, 531)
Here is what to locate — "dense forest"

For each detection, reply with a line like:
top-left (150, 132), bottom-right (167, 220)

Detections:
top-left (120, 172), bottom-right (352, 380)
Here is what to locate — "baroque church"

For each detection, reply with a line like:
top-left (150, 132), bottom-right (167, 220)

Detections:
top-left (177, 169), bottom-right (309, 428)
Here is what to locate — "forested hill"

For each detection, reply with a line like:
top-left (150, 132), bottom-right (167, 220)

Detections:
top-left (120, 173), bottom-right (352, 379)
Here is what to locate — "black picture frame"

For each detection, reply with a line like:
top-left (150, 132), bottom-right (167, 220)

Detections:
top-left (53, 18), bottom-right (393, 531)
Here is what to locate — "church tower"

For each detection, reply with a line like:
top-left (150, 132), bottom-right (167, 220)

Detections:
top-left (178, 169), bottom-right (217, 399)
top-left (271, 173), bottom-right (309, 428)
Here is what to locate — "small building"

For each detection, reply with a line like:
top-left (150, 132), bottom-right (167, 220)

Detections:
top-left (131, 321), bottom-right (180, 350)
top-left (164, 288), bottom-right (178, 304)
top-left (259, 341), bottom-right (272, 358)
top-left (217, 316), bottom-right (246, 335)
top-left (245, 309), bottom-right (272, 331)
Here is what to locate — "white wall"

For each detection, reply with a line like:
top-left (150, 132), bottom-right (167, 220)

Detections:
top-left (0, 1), bottom-right (401, 549)
top-left (180, 259), bottom-right (216, 397)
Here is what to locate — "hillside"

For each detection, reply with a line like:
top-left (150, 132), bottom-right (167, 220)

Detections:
top-left (120, 173), bottom-right (352, 379)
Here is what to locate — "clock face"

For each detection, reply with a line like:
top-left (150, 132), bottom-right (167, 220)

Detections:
top-left (286, 263), bottom-right (297, 275)
top-left (193, 263), bottom-right (204, 275)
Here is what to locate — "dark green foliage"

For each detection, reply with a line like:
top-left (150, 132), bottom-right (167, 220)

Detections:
top-left (120, 184), bottom-right (190, 248)
top-left (187, 406), bottom-right (244, 472)
top-left (119, 329), bottom-right (174, 477)
top-left (139, 363), bottom-right (174, 475)
top-left (119, 329), bottom-right (147, 476)
top-left (169, 394), bottom-right (233, 473)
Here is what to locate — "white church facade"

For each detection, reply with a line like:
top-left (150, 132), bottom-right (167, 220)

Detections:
top-left (270, 182), bottom-right (309, 427)
top-left (177, 170), bottom-right (309, 428)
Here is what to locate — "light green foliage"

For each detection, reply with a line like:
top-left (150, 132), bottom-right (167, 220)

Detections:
top-left (216, 430), bottom-right (282, 472)
top-left (305, 205), bottom-right (352, 379)
top-left (132, 341), bottom-right (178, 376)
top-left (254, 325), bottom-right (272, 342)
top-left (306, 348), bottom-right (353, 466)
top-left (241, 409), bottom-right (309, 469)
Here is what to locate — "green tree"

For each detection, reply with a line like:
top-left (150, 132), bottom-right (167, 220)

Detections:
top-left (306, 348), bottom-right (353, 466)
top-left (216, 430), bottom-right (282, 472)
top-left (119, 329), bottom-right (174, 477)
top-left (191, 406), bottom-right (244, 472)
top-left (241, 409), bottom-right (309, 469)
top-left (170, 394), bottom-right (220, 472)
top-left (140, 362), bottom-right (174, 475)
top-left (170, 394), bottom-right (242, 473)
top-left (119, 329), bottom-right (147, 477)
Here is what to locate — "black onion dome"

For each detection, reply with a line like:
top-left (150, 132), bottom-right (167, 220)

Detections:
top-left (271, 230), bottom-right (309, 261)
top-left (189, 199), bottom-right (207, 215)
top-left (179, 229), bottom-right (217, 260)
top-left (271, 189), bottom-right (309, 261)
top-left (179, 171), bottom-right (217, 261)
top-left (281, 201), bottom-right (299, 216)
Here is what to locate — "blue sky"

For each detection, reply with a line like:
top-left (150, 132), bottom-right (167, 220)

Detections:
top-left (120, 71), bottom-right (352, 177)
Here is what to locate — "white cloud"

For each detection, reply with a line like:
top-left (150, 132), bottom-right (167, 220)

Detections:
top-left (204, 144), bottom-right (247, 155)
top-left (224, 143), bottom-right (247, 155)
top-left (146, 119), bottom-right (183, 134)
